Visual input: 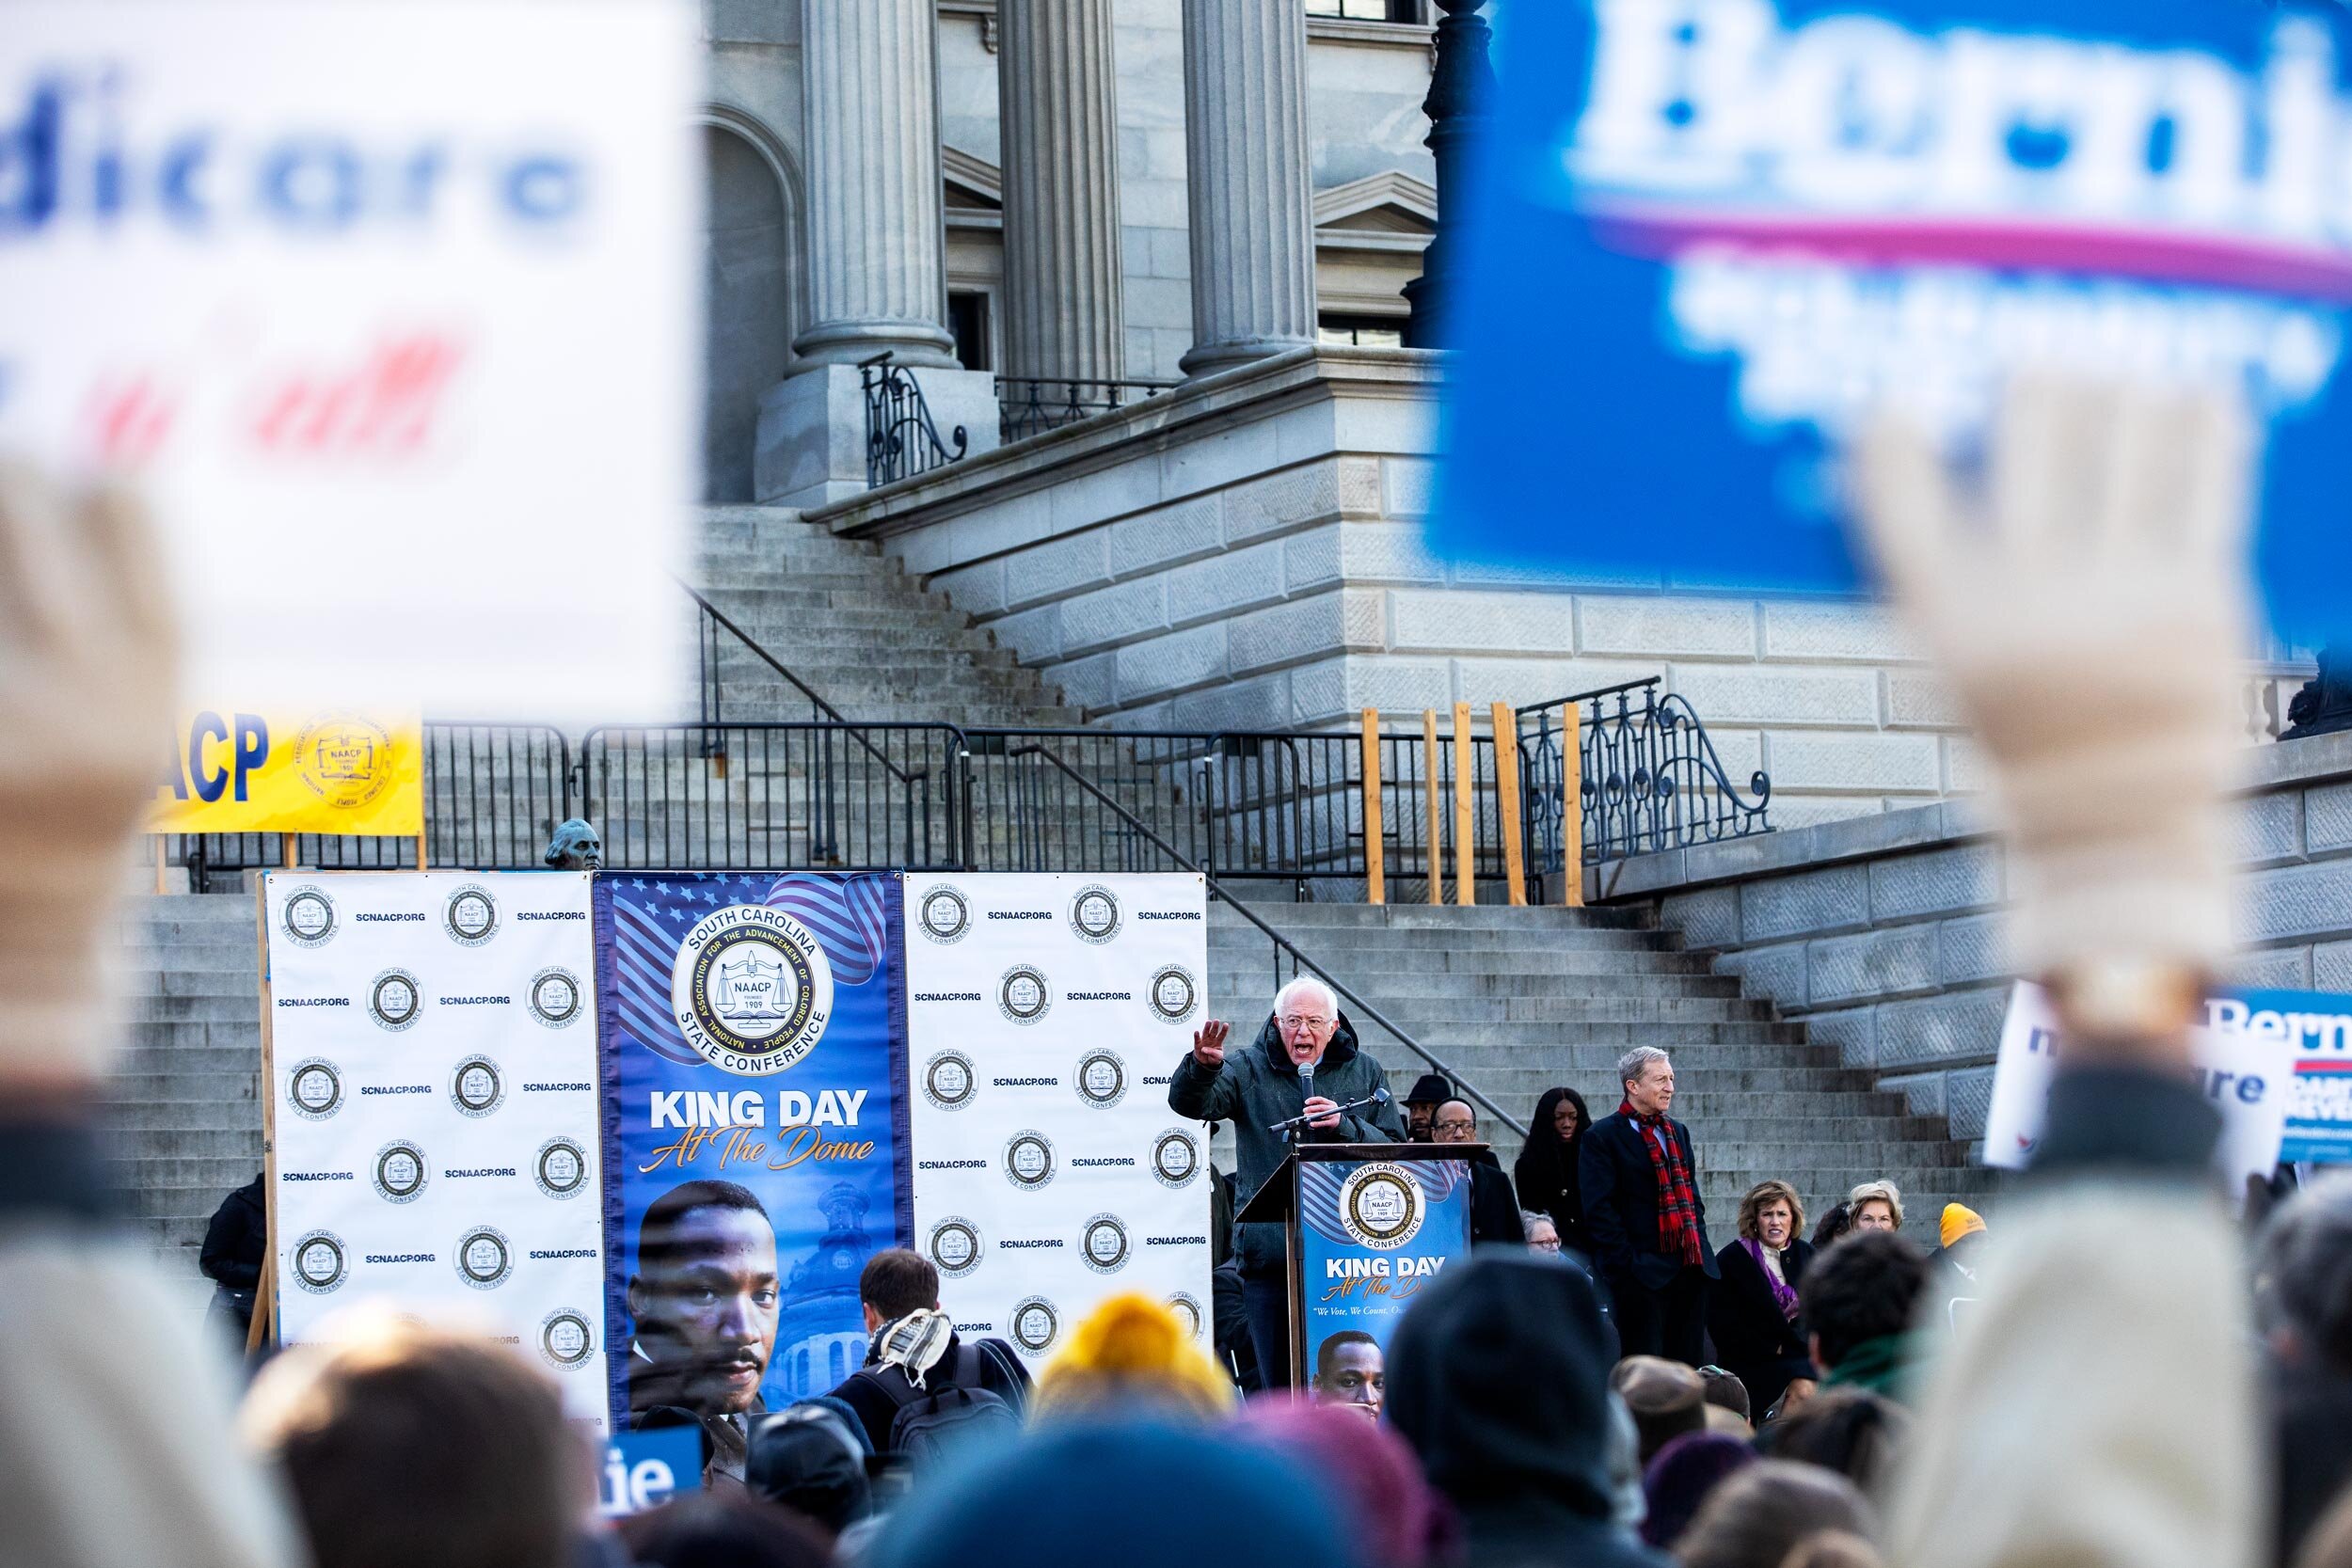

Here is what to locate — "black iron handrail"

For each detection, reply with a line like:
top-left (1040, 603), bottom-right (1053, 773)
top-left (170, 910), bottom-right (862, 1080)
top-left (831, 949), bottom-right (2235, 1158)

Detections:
top-left (1518, 676), bottom-right (1772, 890)
top-left (1003, 742), bottom-right (1527, 1138)
top-left (679, 576), bottom-right (849, 726)
top-left (997, 375), bottom-right (1180, 444)
top-left (862, 352), bottom-right (968, 487)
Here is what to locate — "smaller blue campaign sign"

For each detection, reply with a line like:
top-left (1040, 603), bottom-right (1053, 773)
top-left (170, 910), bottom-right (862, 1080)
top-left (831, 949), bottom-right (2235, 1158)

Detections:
top-left (1296, 1157), bottom-right (1471, 1386)
top-left (597, 1429), bottom-right (702, 1518)
top-left (2208, 989), bottom-right (2352, 1163)
top-left (1440, 0), bottom-right (2352, 639)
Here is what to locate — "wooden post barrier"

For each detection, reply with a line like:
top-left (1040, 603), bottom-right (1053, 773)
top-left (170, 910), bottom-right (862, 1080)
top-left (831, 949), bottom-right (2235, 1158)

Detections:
top-left (1491, 700), bottom-right (1527, 907)
top-left (1452, 701), bottom-right (1475, 907)
top-left (1421, 709), bottom-right (1442, 905)
top-left (279, 832), bottom-right (296, 870)
top-left (417, 829), bottom-right (429, 872)
top-left (153, 835), bottom-right (167, 895)
top-left (1359, 708), bottom-right (1386, 906)
top-left (1561, 702), bottom-right (1584, 908)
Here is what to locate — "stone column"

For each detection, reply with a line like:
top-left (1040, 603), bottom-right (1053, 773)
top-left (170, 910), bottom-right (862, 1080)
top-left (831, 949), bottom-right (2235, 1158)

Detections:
top-left (757, 0), bottom-right (1001, 505)
top-left (998, 0), bottom-right (1127, 384)
top-left (793, 0), bottom-right (958, 367)
top-left (1178, 0), bottom-right (1319, 377)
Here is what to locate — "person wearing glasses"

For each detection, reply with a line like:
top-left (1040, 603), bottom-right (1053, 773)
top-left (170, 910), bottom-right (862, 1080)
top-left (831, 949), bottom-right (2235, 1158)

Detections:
top-left (1431, 1099), bottom-right (1529, 1246)
top-left (1168, 973), bottom-right (1406, 1387)
top-left (1523, 1212), bottom-right (1563, 1255)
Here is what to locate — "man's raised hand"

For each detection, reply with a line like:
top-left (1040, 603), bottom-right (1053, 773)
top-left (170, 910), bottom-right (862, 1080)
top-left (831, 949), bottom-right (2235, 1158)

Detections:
top-left (1302, 1095), bottom-right (1342, 1131)
top-left (1191, 1018), bottom-right (1230, 1069)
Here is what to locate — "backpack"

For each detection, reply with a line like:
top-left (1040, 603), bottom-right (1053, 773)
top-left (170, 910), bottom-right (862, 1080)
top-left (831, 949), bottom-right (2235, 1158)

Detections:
top-left (854, 1341), bottom-right (1021, 1469)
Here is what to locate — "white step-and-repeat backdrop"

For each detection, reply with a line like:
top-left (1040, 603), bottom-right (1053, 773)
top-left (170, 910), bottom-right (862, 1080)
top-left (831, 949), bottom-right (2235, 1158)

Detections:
top-left (901, 873), bottom-right (1215, 1363)
top-left (261, 870), bottom-right (608, 1426)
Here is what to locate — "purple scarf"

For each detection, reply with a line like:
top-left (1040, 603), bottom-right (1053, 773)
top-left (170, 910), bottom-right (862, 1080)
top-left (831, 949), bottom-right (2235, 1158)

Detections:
top-left (1742, 1237), bottom-right (1800, 1322)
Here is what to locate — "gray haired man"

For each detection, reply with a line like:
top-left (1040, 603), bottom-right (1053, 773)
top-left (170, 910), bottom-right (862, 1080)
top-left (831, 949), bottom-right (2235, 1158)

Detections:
top-left (1579, 1046), bottom-right (1717, 1364)
top-left (1168, 973), bottom-right (1406, 1387)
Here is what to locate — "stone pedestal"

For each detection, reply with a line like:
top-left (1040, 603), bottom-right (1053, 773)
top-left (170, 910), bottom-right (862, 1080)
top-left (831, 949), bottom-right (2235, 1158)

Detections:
top-left (997, 0), bottom-right (1126, 383)
top-left (1178, 0), bottom-right (1318, 376)
top-left (755, 366), bottom-right (1001, 510)
top-left (792, 0), bottom-right (958, 368)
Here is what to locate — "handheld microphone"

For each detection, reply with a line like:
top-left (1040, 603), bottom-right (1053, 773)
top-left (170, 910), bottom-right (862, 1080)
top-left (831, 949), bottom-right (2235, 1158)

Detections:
top-left (1298, 1060), bottom-right (1315, 1106)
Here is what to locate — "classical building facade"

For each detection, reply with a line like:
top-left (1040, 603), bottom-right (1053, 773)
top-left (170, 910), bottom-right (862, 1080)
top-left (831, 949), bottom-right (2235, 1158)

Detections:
top-left (698, 0), bottom-right (2311, 830)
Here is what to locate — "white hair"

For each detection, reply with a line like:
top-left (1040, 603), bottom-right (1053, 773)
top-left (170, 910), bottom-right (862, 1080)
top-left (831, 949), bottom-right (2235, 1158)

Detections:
top-left (1274, 974), bottom-right (1338, 1018)
top-left (1616, 1046), bottom-right (1671, 1089)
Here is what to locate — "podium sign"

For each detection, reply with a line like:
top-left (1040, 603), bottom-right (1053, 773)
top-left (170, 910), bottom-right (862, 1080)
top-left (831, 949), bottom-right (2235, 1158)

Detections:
top-left (1239, 1144), bottom-right (1473, 1386)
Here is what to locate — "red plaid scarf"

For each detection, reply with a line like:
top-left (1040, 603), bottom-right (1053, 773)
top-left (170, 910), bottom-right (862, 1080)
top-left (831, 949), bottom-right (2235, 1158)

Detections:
top-left (1621, 1100), bottom-right (1705, 1267)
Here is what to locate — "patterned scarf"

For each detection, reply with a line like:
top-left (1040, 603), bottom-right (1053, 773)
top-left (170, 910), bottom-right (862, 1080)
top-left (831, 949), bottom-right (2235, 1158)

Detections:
top-left (1741, 1237), bottom-right (1801, 1322)
top-left (1621, 1100), bottom-right (1705, 1267)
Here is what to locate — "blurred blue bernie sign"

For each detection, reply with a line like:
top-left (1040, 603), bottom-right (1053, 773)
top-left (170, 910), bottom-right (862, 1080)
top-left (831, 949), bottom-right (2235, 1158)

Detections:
top-left (1438, 0), bottom-right (2352, 637)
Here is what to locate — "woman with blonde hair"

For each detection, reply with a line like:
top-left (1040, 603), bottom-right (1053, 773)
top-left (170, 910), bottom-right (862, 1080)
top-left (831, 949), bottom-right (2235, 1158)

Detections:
top-left (1708, 1180), bottom-right (1820, 1418)
top-left (1846, 1181), bottom-right (1904, 1234)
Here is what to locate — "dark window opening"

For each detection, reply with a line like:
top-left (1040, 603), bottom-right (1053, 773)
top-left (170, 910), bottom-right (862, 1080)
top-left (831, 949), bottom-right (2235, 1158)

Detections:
top-left (949, 291), bottom-right (992, 372)
top-left (1318, 314), bottom-right (1406, 348)
top-left (1306, 0), bottom-right (1425, 23)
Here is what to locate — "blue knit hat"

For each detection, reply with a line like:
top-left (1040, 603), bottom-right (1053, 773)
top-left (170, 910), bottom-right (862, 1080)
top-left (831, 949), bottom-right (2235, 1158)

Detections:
top-left (864, 1418), bottom-right (1356, 1568)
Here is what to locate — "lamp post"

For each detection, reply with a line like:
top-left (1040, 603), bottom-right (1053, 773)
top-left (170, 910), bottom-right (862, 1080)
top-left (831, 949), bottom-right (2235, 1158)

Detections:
top-left (1402, 0), bottom-right (1495, 348)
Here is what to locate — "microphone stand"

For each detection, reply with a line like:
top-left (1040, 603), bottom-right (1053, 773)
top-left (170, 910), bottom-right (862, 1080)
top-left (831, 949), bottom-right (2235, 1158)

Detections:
top-left (1273, 1088), bottom-right (1388, 1142)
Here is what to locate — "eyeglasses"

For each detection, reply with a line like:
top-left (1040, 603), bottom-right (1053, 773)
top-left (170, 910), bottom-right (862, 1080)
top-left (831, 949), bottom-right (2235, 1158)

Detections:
top-left (1279, 1015), bottom-right (1331, 1030)
top-left (1434, 1118), bottom-right (1475, 1133)
top-left (1529, 1235), bottom-right (1563, 1252)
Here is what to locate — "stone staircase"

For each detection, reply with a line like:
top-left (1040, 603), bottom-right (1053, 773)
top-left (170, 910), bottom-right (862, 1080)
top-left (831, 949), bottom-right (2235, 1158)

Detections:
top-left (102, 892), bottom-right (264, 1311)
top-left (692, 505), bottom-right (1081, 728)
top-left (1206, 901), bottom-right (2003, 1239)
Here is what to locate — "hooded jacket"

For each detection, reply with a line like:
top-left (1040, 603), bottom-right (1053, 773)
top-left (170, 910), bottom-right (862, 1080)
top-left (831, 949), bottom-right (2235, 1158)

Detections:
top-left (1167, 1012), bottom-right (1406, 1275)
top-left (1387, 1255), bottom-right (1671, 1568)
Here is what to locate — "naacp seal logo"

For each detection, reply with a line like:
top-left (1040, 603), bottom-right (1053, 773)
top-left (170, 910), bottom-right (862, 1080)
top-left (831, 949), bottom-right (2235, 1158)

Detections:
top-left (928, 1217), bottom-right (983, 1278)
top-left (367, 969), bottom-right (421, 1032)
top-left (1339, 1162), bottom-right (1425, 1252)
top-left (450, 1055), bottom-right (505, 1117)
top-left (1147, 965), bottom-right (1200, 1024)
top-left (527, 967), bottom-right (583, 1029)
top-left (1009, 1296), bottom-right (1060, 1355)
top-left (373, 1140), bottom-right (428, 1204)
top-left (998, 965), bottom-right (1051, 1026)
top-left (534, 1137), bottom-right (590, 1200)
top-left (915, 885), bottom-right (971, 943)
top-left (671, 905), bottom-right (834, 1076)
top-left (291, 1229), bottom-right (347, 1294)
top-left (922, 1051), bottom-right (978, 1111)
top-left (1080, 1214), bottom-right (1132, 1275)
top-left (1068, 884), bottom-right (1121, 944)
top-left (1167, 1292), bottom-right (1205, 1340)
top-left (287, 1057), bottom-right (343, 1120)
top-left (443, 884), bottom-right (498, 946)
top-left (1151, 1129), bottom-right (1202, 1189)
top-left (454, 1227), bottom-right (514, 1291)
top-left (1073, 1049), bottom-right (1128, 1110)
top-left (292, 713), bottom-right (398, 811)
top-left (539, 1309), bottom-right (595, 1370)
top-left (1003, 1131), bottom-right (1057, 1191)
top-left (280, 885), bottom-right (337, 948)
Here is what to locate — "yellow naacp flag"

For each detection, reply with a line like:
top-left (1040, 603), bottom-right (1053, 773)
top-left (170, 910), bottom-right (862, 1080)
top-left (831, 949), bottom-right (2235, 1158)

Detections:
top-left (151, 709), bottom-right (424, 835)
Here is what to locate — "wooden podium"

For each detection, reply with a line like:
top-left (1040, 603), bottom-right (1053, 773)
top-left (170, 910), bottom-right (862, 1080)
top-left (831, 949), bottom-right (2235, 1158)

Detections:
top-left (1236, 1142), bottom-right (1479, 1386)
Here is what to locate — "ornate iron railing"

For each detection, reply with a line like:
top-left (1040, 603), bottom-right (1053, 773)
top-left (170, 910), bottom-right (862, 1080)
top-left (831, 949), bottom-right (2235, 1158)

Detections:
top-left (861, 352), bottom-right (968, 487)
top-left (1518, 678), bottom-right (1772, 895)
top-left (996, 375), bottom-right (1179, 444)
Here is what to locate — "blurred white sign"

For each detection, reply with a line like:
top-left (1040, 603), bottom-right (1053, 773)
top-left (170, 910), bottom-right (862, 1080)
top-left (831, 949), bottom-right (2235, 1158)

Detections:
top-left (0, 0), bottom-right (694, 719)
top-left (1986, 981), bottom-right (2295, 1196)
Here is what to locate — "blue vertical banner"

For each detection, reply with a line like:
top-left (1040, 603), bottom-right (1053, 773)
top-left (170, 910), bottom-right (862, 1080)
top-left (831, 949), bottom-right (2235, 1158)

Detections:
top-left (2208, 988), bottom-right (2352, 1164)
top-left (1296, 1156), bottom-right (1471, 1383)
top-left (593, 873), bottom-right (910, 1437)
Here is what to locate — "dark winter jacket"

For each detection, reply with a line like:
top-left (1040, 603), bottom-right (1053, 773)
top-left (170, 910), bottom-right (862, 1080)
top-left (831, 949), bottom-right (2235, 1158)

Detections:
top-left (1464, 1148), bottom-right (1529, 1246)
top-left (199, 1176), bottom-right (265, 1291)
top-left (1579, 1113), bottom-right (1718, 1291)
top-left (1513, 1139), bottom-right (1589, 1257)
top-left (828, 1330), bottom-right (1031, 1455)
top-left (1388, 1255), bottom-right (1672, 1568)
top-left (2272, 1359), bottom-right (2352, 1567)
top-left (1167, 1013), bottom-right (1405, 1275)
top-left (1707, 1237), bottom-right (1817, 1418)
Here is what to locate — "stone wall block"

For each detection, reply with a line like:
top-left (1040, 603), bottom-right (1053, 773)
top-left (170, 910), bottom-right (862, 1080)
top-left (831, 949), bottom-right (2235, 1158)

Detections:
top-left (1760, 602), bottom-right (1922, 662)
top-left (986, 602), bottom-right (1064, 663)
top-left (1057, 577), bottom-right (1169, 655)
top-left (2219, 947), bottom-right (2313, 990)
top-left (1224, 463), bottom-right (1341, 544)
top-left (2304, 780), bottom-right (2352, 854)
top-left (1873, 988), bottom-right (2008, 1069)
top-left (1660, 886), bottom-right (1740, 949)
top-left (1947, 1067), bottom-right (1997, 1139)
top-left (2236, 861), bottom-right (2352, 945)
top-left (1739, 864), bottom-right (1871, 943)
top-left (1766, 732), bottom-right (1943, 794)
top-left (1869, 845), bottom-right (2002, 923)
top-left (1107, 499), bottom-right (1223, 578)
top-left (928, 560), bottom-right (1008, 616)
top-left (1804, 1007), bottom-right (1877, 1069)
top-left (1935, 912), bottom-right (2009, 986)
top-left (2313, 940), bottom-right (2352, 992)
top-left (1166, 540), bottom-right (1288, 626)
top-left (1578, 596), bottom-right (1757, 657)
top-left (1005, 527), bottom-right (1114, 609)
top-left (1720, 942), bottom-right (1807, 1008)
top-left (1664, 665), bottom-right (1881, 727)
top-left (1807, 926), bottom-right (1939, 1006)
top-left (1391, 591), bottom-right (1576, 654)
top-left (1114, 621), bottom-right (1228, 700)
top-left (1282, 525), bottom-right (1343, 594)
top-left (2234, 790), bottom-right (2307, 867)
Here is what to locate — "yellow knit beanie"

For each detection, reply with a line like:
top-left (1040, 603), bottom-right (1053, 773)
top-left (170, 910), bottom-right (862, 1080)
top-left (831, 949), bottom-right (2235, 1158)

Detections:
top-left (1031, 1292), bottom-right (1235, 1421)
top-left (1940, 1202), bottom-right (1987, 1249)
